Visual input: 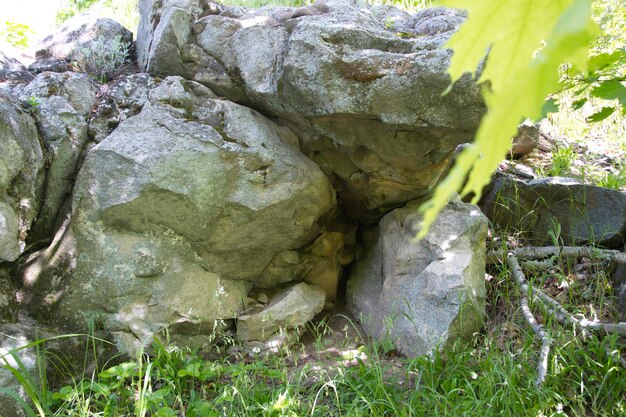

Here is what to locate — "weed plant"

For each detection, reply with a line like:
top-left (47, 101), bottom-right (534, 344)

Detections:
top-left (547, 146), bottom-right (577, 177)
top-left (72, 35), bottom-right (130, 83)
top-left (596, 168), bottom-right (626, 190)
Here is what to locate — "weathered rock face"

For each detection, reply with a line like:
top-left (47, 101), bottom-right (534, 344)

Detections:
top-left (484, 176), bottom-right (626, 247)
top-left (0, 2), bottom-right (489, 360)
top-left (88, 73), bottom-right (156, 142)
top-left (23, 76), bottom-right (337, 348)
top-left (0, 93), bottom-right (45, 262)
top-left (0, 321), bottom-right (40, 417)
top-left (0, 51), bottom-right (34, 89)
top-left (137, 0), bottom-right (485, 222)
top-left (347, 198), bottom-right (487, 356)
top-left (15, 72), bottom-right (98, 243)
top-left (36, 13), bottom-right (133, 61)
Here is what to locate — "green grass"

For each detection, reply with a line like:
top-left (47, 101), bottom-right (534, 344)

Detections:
top-left (4, 285), bottom-right (625, 417)
top-left (547, 145), bottom-right (577, 177)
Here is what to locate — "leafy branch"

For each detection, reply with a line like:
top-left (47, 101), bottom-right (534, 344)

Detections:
top-left (417, 0), bottom-right (599, 237)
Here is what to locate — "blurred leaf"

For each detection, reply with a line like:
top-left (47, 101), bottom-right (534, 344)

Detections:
top-left (586, 106), bottom-right (616, 121)
top-left (587, 51), bottom-right (625, 72)
top-left (591, 79), bottom-right (626, 102)
top-left (572, 97), bottom-right (588, 109)
top-left (419, 0), bottom-right (597, 238)
top-left (539, 98), bottom-right (560, 120)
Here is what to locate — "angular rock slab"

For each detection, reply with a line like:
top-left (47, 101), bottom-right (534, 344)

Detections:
top-left (0, 50), bottom-right (34, 89)
top-left (0, 93), bottom-right (45, 262)
top-left (137, 0), bottom-right (485, 221)
top-left (347, 198), bottom-right (487, 356)
top-left (484, 176), bottom-right (626, 247)
top-left (22, 76), bottom-right (336, 349)
top-left (236, 282), bottom-right (325, 341)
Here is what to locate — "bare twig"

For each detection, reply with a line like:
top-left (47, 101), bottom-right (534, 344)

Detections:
top-left (545, 304), bottom-right (626, 369)
top-left (489, 248), bottom-right (626, 338)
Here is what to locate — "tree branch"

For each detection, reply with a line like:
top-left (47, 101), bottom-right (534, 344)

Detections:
top-left (487, 245), bottom-right (626, 265)
top-left (493, 250), bottom-right (626, 375)
top-left (506, 253), bottom-right (551, 386)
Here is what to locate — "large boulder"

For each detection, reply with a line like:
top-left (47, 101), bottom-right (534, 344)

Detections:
top-left (347, 198), bottom-right (487, 356)
top-left (22, 76), bottom-right (339, 350)
top-left (137, 0), bottom-right (485, 222)
top-left (0, 93), bottom-right (45, 262)
top-left (484, 176), bottom-right (626, 247)
top-left (35, 13), bottom-right (133, 62)
top-left (16, 72), bottom-right (98, 243)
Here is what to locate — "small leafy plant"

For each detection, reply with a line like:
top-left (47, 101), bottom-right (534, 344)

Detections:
top-left (73, 35), bottom-right (130, 83)
top-left (23, 95), bottom-right (41, 114)
top-left (596, 168), bottom-right (626, 189)
top-left (548, 145), bottom-right (577, 177)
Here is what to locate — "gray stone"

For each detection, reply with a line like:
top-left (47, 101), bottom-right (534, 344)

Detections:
top-left (484, 176), bottom-right (626, 247)
top-left (0, 323), bottom-right (40, 417)
top-left (137, 0), bottom-right (485, 221)
top-left (89, 73), bottom-right (156, 142)
top-left (28, 58), bottom-right (71, 74)
top-left (236, 282), bottom-right (326, 341)
top-left (36, 13), bottom-right (133, 61)
top-left (370, 5), bottom-right (412, 32)
top-left (0, 51), bottom-right (25, 75)
top-left (347, 198), bottom-right (487, 356)
top-left (510, 123), bottom-right (540, 158)
top-left (0, 51), bottom-right (33, 88)
top-left (137, 0), bottom-right (205, 76)
top-left (22, 76), bottom-right (337, 350)
top-left (256, 207), bottom-right (356, 301)
top-left (17, 72), bottom-right (98, 243)
top-left (409, 7), bottom-right (466, 39)
top-left (0, 93), bottom-right (45, 261)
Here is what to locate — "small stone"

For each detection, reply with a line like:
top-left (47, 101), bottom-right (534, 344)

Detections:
top-left (236, 282), bottom-right (325, 342)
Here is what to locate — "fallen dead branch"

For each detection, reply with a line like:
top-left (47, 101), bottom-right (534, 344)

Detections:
top-left (506, 253), bottom-right (550, 386)
top-left (491, 250), bottom-right (626, 384)
top-left (487, 245), bottom-right (626, 265)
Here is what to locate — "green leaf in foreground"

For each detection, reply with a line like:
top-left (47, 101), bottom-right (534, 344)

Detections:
top-left (417, 0), bottom-right (597, 238)
top-left (586, 106), bottom-right (616, 121)
top-left (591, 79), bottom-right (626, 104)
